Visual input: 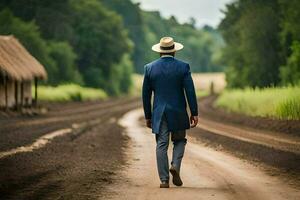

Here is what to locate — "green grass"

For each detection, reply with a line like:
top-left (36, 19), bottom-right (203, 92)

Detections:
top-left (34, 84), bottom-right (108, 102)
top-left (215, 86), bottom-right (300, 120)
top-left (196, 90), bottom-right (209, 98)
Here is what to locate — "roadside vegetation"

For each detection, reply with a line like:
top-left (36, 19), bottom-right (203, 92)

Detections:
top-left (196, 90), bottom-right (209, 98)
top-left (131, 73), bottom-right (213, 98)
top-left (35, 84), bottom-right (107, 102)
top-left (215, 86), bottom-right (300, 120)
top-left (219, 0), bottom-right (300, 88)
top-left (0, 0), bottom-right (223, 98)
top-left (214, 0), bottom-right (300, 120)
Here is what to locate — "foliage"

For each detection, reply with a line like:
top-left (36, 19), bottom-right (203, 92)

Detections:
top-left (0, 0), bottom-right (133, 95)
top-left (279, 0), bottom-right (300, 57)
top-left (104, 54), bottom-right (133, 96)
top-left (4, 0), bottom-right (299, 95)
top-left (36, 84), bottom-right (107, 102)
top-left (215, 86), bottom-right (300, 120)
top-left (219, 0), bottom-right (281, 88)
top-left (71, 0), bottom-right (132, 93)
top-left (47, 41), bottom-right (83, 85)
top-left (280, 41), bottom-right (300, 85)
top-left (117, 54), bottom-right (134, 94)
top-left (219, 0), bottom-right (300, 88)
top-left (100, 0), bottom-right (225, 73)
top-left (278, 0), bottom-right (300, 85)
top-left (0, 0), bottom-right (74, 41)
top-left (142, 11), bottom-right (224, 73)
top-left (0, 9), bottom-right (58, 84)
top-left (276, 98), bottom-right (300, 120)
top-left (0, 0), bottom-right (226, 96)
top-left (101, 0), bottom-right (147, 73)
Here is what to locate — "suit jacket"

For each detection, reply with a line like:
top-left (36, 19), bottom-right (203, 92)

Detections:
top-left (142, 56), bottom-right (198, 134)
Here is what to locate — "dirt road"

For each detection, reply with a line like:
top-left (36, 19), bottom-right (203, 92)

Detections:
top-left (112, 109), bottom-right (300, 200)
top-left (0, 97), bottom-right (299, 199)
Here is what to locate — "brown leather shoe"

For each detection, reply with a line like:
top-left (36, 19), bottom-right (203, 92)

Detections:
top-left (170, 166), bottom-right (183, 186)
top-left (160, 181), bottom-right (169, 188)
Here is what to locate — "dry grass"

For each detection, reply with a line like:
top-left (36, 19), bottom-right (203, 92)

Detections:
top-left (132, 73), bottom-right (226, 97)
top-left (192, 73), bottom-right (226, 93)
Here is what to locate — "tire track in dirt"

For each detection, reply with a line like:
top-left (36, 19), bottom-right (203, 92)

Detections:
top-left (197, 118), bottom-right (300, 154)
top-left (0, 99), bottom-right (140, 159)
top-left (0, 98), bottom-right (139, 152)
top-left (0, 98), bottom-right (141, 200)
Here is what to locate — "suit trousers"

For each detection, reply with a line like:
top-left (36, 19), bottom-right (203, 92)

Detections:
top-left (155, 114), bottom-right (187, 182)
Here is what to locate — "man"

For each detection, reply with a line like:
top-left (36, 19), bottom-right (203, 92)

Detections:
top-left (142, 37), bottom-right (198, 188)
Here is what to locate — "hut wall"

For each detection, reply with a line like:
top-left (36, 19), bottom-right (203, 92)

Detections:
top-left (23, 81), bottom-right (32, 106)
top-left (0, 80), bottom-right (15, 108)
top-left (4, 80), bottom-right (16, 108)
top-left (0, 78), bottom-right (4, 107)
top-left (0, 79), bottom-right (33, 108)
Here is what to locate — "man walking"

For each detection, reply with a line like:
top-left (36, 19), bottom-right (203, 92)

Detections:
top-left (142, 37), bottom-right (198, 188)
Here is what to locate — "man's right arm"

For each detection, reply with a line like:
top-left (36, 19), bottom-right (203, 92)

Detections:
top-left (142, 65), bottom-right (152, 127)
top-left (183, 64), bottom-right (198, 128)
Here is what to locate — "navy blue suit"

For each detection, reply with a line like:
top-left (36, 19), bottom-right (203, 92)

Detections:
top-left (142, 56), bottom-right (198, 134)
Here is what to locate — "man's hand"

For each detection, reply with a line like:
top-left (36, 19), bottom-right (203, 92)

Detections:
top-left (190, 116), bottom-right (198, 128)
top-left (146, 119), bottom-right (152, 128)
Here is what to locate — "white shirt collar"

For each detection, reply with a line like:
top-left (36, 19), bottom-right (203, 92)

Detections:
top-left (161, 55), bottom-right (174, 58)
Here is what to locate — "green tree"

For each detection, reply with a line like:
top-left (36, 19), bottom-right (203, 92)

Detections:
top-left (70, 0), bottom-right (132, 93)
top-left (219, 0), bottom-right (281, 87)
top-left (105, 54), bottom-right (133, 96)
top-left (117, 54), bottom-right (133, 94)
top-left (280, 41), bottom-right (300, 85)
top-left (0, 0), bottom-right (74, 41)
top-left (142, 11), bottom-right (224, 73)
top-left (101, 0), bottom-right (147, 73)
top-left (279, 0), bottom-right (300, 58)
top-left (48, 41), bottom-right (83, 84)
top-left (1, 0), bottom-right (133, 91)
top-left (0, 9), bottom-right (58, 84)
top-left (278, 0), bottom-right (300, 85)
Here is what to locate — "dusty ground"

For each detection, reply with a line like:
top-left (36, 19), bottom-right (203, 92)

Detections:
top-left (0, 96), bottom-right (299, 199)
top-left (0, 98), bottom-right (140, 200)
top-left (190, 96), bottom-right (300, 180)
top-left (109, 109), bottom-right (300, 200)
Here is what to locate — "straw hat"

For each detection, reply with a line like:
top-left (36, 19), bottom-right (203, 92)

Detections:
top-left (152, 37), bottom-right (184, 53)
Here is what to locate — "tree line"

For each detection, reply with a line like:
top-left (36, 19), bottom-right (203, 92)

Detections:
top-left (0, 0), bottom-right (132, 95)
top-left (0, 0), bottom-right (224, 95)
top-left (219, 0), bottom-right (300, 88)
top-left (101, 0), bottom-right (224, 73)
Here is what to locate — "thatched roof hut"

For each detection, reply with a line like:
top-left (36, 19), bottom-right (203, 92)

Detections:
top-left (0, 35), bottom-right (47, 80)
top-left (0, 35), bottom-right (48, 109)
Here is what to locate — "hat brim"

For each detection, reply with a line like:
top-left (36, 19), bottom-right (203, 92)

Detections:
top-left (152, 42), bottom-right (184, 53)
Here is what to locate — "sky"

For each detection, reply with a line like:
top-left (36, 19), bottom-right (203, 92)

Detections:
top-left (132, 0), bottom-right (233, 27)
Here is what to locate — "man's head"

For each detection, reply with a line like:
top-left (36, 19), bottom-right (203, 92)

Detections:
top-left (152, 37), bottom-right (183, 55)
